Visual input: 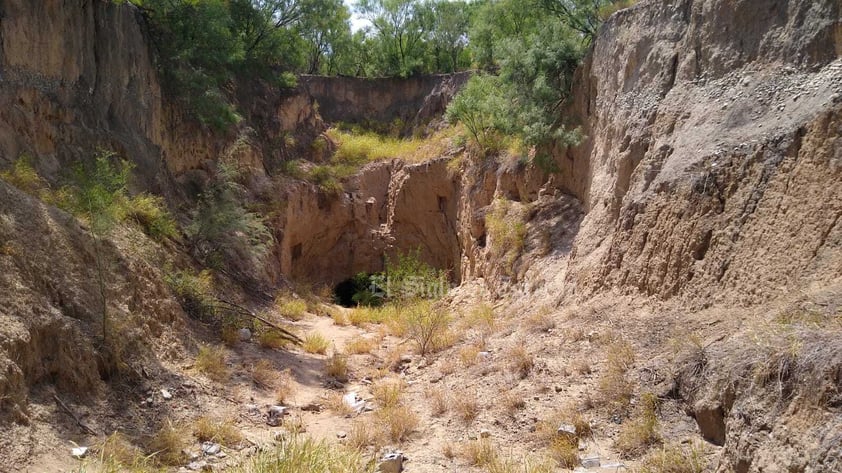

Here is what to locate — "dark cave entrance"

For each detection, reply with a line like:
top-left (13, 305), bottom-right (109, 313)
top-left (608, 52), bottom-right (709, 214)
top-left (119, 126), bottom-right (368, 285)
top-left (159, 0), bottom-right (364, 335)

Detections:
top-left (333, 273), bottom-right (384, 308)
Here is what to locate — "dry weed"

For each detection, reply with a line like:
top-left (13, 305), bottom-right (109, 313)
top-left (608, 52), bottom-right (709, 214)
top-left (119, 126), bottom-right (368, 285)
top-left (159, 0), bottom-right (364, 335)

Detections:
top-left (454, 391), bottom-right (480, 424)
top-left (147, 420), bottom-right (188, 466)
top-left (195, 345), bottom-right (229, 382)
top-left (192, 416), bottom-right (243, 446)
top-left (303, 332), bottom-right (330, 354)
top-left (251, 359), bottom-right (279, 389)
top-left (615, 393), bottom-right (661, 457)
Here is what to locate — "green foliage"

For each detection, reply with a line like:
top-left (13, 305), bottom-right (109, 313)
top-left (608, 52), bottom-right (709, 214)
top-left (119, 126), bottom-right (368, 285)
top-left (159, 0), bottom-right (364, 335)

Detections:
top-left (537, 0), bottom-right (634, 42)
top-left (403, 299), bottom-right (451, 355)
top-left (187, 163), bottom-right (272, 270)
top-left (124, 194), bottom-right (179, 240)
top-left (65, 151), bottom-right (133, 236)
top-left (378, 248), bottom-right (448, 302)
top-left (165, 269), bottom-right (217, 321)
top-left (0, 155), bottom-right (50, 197)
top-left (485, 198), bottom-right (528, 270)
top-left (445, 74), bottom-right (509, 152)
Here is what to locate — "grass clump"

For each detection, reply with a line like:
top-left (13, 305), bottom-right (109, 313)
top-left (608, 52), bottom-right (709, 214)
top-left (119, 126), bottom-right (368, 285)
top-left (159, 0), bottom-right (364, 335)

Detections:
top-left (302, 332), bottom-right (330, 355)
top-left (324, 352), bottom-right (349, 381)
top-left (425, 387), bottom-right (448, 416)
top-left (461, 439), bottom-right (498, 467)
top-left (165, 269), bottom-right (216, 321)
top-left (345, 335), bottom-right (378, 354)
top-left (598, 339), bottom-right (636, 408)
top-left (506, 345), bottom-right (534, 379)
top-left (277, 296), bottom-right (308, 321)
top-left (454, 390), bottom-right (480, 424)
top-left (193, 416), bottom-right (243, 447)
top-left (229, 435), bottom-right (373, 473)
top-left (548, 437), bottom-right (579, 468)
top-left (258, 328), bottom-right (295, 350)
top-left (195, 344), bottom-right (229, 382)
top-left (124, 194), bottom-right (178, 240)
top-left (371, 378), bottom-right (405, 408)
top-left (327, 127), bottom-right (454, 165)
top-left (252, 359), bottom-right (279, 389)
top-left (615, 393), bottom-right (661, 457)
top-left (91, 432), bottom-right (157, 473)
top-left (275, 368), bottom-right (296, 405)
top-left (525, 306), bottom-right (556, 333)
top-left (376, 405), bottom-right (419, 442)
top-left (639, 443), bottom-right (707, 473)
top-left (147, 420), bottom-right (189, 466)
top-left (486, 198), bottom-right (528, 271)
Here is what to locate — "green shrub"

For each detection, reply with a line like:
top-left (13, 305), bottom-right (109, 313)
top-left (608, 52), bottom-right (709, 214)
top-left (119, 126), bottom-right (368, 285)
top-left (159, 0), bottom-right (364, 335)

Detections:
top-left (404, 300), bottom-right (452, 356)
top-left (187, 163), bottom-right (272, 270)
top-left (486, 198), bottom-right (528, 270)
top-left (125, 194), bottom-right (178, 240)
top-left (165, 269), bottom-right (216, 320)
top-left (0, 156), bottom-right (50, 197)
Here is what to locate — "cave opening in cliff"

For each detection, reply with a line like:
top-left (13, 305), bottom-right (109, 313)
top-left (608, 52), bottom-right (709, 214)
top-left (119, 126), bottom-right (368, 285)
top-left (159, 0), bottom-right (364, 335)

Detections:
top-left (333, 273), bottom-right (383, 308)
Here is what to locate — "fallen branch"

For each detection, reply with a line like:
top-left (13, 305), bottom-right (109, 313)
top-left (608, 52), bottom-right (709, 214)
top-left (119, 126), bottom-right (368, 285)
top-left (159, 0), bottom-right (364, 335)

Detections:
top-left (53, 394), bottom-right (97, 436)
top-left (213, 299), bottom-right (303, 345)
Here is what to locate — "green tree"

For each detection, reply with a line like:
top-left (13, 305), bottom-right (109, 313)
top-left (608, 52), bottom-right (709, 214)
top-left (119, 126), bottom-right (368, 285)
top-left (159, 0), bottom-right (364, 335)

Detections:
top-left (297, 0), bottom-right (353, 74)
top-left (355, 0), bottom-right (431, 76)
top-left (64, 151), bottom-right (132, 342)
top-left (425, 0), bottom-right (472, 72)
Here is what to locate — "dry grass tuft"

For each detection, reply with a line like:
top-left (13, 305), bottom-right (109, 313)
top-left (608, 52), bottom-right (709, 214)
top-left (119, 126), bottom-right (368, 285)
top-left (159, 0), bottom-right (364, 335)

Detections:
top-left (425, 387), bottom-right (449, 416)
top-left (501, 392), bottom-right (526, 416)
top-left (192, 416), bottom-right (243, 447)
top-left (345, 335), bottom-right (378, 354)
top-left (276, 295), bottom-right (308, 321)
top-left (461, 439), bottom-right (498, 467)
top-left (94, 432), bottom-right (155, 472)
top-left (228, 434), bottom-right (370, 473)
top-left (147, 420), bottom-right (188, 466)
top-left (616, 392), bottom-right (661, 457)
top-left (303, 332), bottom-right (330, 354)
top-left (376, 406), bottom-right (419, 442)
top-left (275, 368), bottom-right (296, 404)
top-left (195, 344), bottom-right (229, 382)
top-left (506, 345), bottom-right (534, 379)
top-left (459, 344), bottom-right (482, 367)
top-left (346, 419), bottom-right (383, 450)
top-left (327, 306), bottom-right (350, 326)
top-left (598, 339), bottom-right (636, 408)
top-left (324, 351), bottom-right (349, 381)
top-left (221, 325), bottom-right (241, 347)
top-left (252, 359), bottom-right (279, 389)
top-left (525, 306), bottom-right (556, 333)
top-left (639, 442), bottom-right (708, 473)
top-left (547, 437), bottom-right (579, 469)
top-left (454, 390), bottom-right (480, 424)
top-left (258, 329), bottom-right (294, 350)
top-left (536, 407), bottom-right (592, 444)
top-left (371, 378), bottom-right (405, 408)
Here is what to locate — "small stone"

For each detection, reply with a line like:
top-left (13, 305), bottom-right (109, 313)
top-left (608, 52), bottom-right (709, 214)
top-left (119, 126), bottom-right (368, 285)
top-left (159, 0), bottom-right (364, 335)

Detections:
top-left (580, 454), bottom-right (601, 468)
top-left (301, 402), bottom-right (322, 412)
top-left (479, 429), bottom-right (491, 439)
top-left (217, 452), bottom-right (227, 459)
top-left (161, 388), bottom-right (173, 400)
top-left (202, 442), bottom-right (221, 455)
top-left (71, 446), bottom-right (88, 459)
top-left (557, 423), bottom-right (577, 440)
top-left (145, 397), bottom-right (154, 405)
top-left (377, 452), bottom-right (405, 473)
top-left (399, 354), bottom-right (413, 363)
top-left (337, 431), bottom-right (348, 439)
top-left (186, 460), bottom-right (208, 471)
top-left (238, 328), bottom-right (252, 341)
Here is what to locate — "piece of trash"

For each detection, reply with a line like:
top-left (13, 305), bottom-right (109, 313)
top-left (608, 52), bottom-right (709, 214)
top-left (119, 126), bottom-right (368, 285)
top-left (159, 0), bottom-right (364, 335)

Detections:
top-left (71, 446), bottom-right (88, 459)
top-left (343, 392), bottom-right (366, 413)
top-left (202, 441), bottom-right (221, 455)
top-left (161, 388), bottom-right (172, 400)
top-left (267, 405), bottom-right (289, 426)
top-left (580, 454), bottom-right (601, 468)
top-left (378, 451), bottom-right (405, 473)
